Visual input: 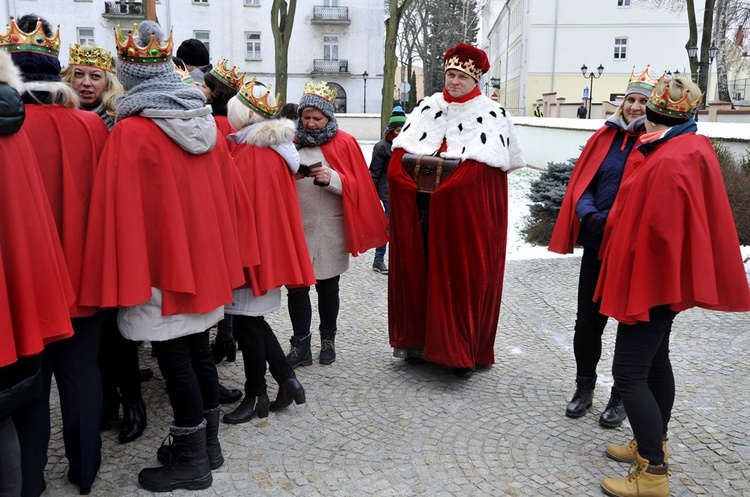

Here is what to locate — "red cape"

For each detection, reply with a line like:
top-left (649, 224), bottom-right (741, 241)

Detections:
top-left (79, 116), bottom-right (255, 315)
top-left (549, 125), bottom-right (643, 254)
top-left (319, 131), bottom-right (388, 255)
top-left (594, 133), bottom-right (750, 324)
top-left (232, 142), bottom-right (316, 294)
top-left (215, 115), bottom-right (237, 154)
top-left (0, 129), bottom-right (75, 367)
top-left (23, 104), bottom-right (108, 317)
top-left (387, 148), bottom-right (508, 368)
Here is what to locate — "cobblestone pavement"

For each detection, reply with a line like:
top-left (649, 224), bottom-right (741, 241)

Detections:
top-left (41, 254), bottom-right (750, 496)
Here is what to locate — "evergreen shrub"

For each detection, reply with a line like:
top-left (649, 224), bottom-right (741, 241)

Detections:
top-left (522, 159), bottom-right (575, 246)
top-left (713, 140), bottom-right (750, 246)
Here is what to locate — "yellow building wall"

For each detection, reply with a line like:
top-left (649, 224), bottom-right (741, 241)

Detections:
top-left (526, 74), bottom-right (637, 117)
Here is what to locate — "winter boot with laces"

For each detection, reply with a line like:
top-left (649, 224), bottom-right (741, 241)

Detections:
top-left (599, 386), bottom-right (627, 428)
top-left (601, 452), bottom-right (669, 497)
top-left (285, 333), bottom-right (312, 368)
top-left (565, 374), bottom-right (596, 418)
top-left (319, 330), bottom-right (336, 365)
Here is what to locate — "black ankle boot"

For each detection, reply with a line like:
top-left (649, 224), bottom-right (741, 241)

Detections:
top-left (218, 383), bottom-right (242, 404)
top-left (222, 393), bottom-right (270, 424)
top-left (119, 397), bottom-right (147, 443)
top-left (319, 330), bottom-right (336, 365)
top-left (270, 375), bottom-right (306, 411)
top-left (599, 386), bottom-right (627, 428)
top-left (565, 374), bottom-right (596, 418)
top-left (140, 422), bottom-right (212, 492)
top-left (286, 333), bottom-right (312, 368)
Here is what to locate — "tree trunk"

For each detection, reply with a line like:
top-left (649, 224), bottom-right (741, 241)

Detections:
top-left (714, 0), bottom-right (733, 106)
top-left (382, 0), bottom-right (415, 131)
top-left (699, 0), bottom-right (717, 106)
top-left (271, 0), bottom-right (297, 104)
top-left (686, 0), bottom-right (699, 80)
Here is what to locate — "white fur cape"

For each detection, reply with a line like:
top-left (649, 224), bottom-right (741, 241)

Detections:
top-left (0, 50), bottom-right (23, 92)
top-left (392, 92), bottom-right (526, 171)
top-left (229, 118), bottom-right (300, 173)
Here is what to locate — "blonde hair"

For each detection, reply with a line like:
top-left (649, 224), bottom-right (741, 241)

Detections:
top-left (23, 81), bottom-right (80, 109)
top-left (226, 81), bottom-right (278, 130)
top-left (60, 63), bottom-right (124, 119)
top-left (653, 76), bottom-right (702, 105)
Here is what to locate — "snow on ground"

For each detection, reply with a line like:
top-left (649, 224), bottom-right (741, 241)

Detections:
top-left (360, 141), bottom-right (750, 275)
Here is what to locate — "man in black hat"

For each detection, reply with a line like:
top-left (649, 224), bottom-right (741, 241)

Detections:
top-left (176, 38), bottom-right (211, 84)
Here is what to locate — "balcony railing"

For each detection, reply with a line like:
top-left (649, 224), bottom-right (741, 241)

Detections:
top-left (312, 6), bottom-right (350, 24)
top-left (313, 59), bottom-right (349, 73)
top-left (103, 1), bottom-right (146, 19)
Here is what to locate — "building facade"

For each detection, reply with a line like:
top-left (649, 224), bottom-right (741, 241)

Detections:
top-left (0, 0), bottom-right (385, 113)
top-left (480, 0), bottom-right (695, 117)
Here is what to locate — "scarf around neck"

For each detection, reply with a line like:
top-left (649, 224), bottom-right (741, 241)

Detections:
top-left (115, 71), bottom-right (206, 122)
top-left (295, 117), bottom-right (339, 148)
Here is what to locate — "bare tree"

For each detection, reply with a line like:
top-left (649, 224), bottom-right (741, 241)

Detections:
top-left (382, 0), bottom-right (416, 131)
top-left (271, 0), bottom-right (297, 104)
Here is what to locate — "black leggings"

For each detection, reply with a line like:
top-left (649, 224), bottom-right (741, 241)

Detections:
top-left (573, 247), bottom-right (610, 377)
top-left (233, 315), bottom-right (293, 396)
top-left (288, 275), bottom-right (340, 336)
top-left (99, 309), bottom-right (141, 405)
top-left (613, 306), bottom-right (676, 465)
top-left (152, 331), bottom-right (219, 427)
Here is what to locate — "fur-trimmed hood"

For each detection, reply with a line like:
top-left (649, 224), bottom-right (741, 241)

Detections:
top-left (392, 91), bottom-right (526, 171)
top-left (228, 118), bottom-right (300, 173)
top-left (0, 50), bottom-right (24, 92)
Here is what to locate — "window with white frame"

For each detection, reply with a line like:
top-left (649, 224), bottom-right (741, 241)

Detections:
top-left (323, 35), bottom-right (339, 60)
top-left (193, 0), bottom-right (208, 4)
top-left (244, 0), bottom-right (260, 5)
top-left (617, 0), bottom-right (631, 6)
top-left (77, 27), bottom-right (95, 45)
top-left (246, 33), bottom-right (261, 59)
top-left (614, 37), bottom-right (628, 59)
top-left (193, 30), bottom-right (210, 57)
top-left (324, 0), bottom-right (339, 5)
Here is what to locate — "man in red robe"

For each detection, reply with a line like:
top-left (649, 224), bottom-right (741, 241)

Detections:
top-left (388, 43), bottom-right (526, 378)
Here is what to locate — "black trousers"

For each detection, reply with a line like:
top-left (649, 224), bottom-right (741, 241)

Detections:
top-left (233, 315), bottom-right (293, 396)
top-left (573, 247), bottom-right (610, 377)
top-left (151, 331), bottom-right (219, 428)
top-left (613, 306), bottom-right (677, 465)
top-left (13, 312), bottom-right (104, 496)
top-left (288, 275), bottom-right (340, 337)
top-left (98, 309), bottom-right (141, 411)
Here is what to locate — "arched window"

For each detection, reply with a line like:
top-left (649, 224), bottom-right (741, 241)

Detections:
top-left (328, 82), bottom-right (346, 113)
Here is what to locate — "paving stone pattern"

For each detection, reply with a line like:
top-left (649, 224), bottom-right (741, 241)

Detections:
top-left (42, 256), bottom-right (750, 496)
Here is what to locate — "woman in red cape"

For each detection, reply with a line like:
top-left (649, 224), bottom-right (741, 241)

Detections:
top-left (387, 43), bottom-right (525, 378)
top-left (78, 21), bottom-right (258, 492)
top-left (0, 49), bottom-right (75, 497)
top-left (597, 77), bottom-right (750, 497)
top-left (283, 80), bottom-right (387, 368)
top-left (548, 67), bottom-right (658, 427)
top-left (217, 79), bottom-right (316, 425)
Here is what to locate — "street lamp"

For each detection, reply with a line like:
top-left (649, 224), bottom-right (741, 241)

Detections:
top-left (490, 77), bottom-right (501, 88)
top-left (362, 71), bottom-right (368, 113)
top-left (687, 41), bottom-right (719, 107)
top-left (581, 63), bottom-right (604, 119)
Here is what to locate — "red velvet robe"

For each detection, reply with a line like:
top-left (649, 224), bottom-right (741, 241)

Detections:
top-left (0, 129), bottom-right (75, 367)
top-left (387, 148), bottom-right (509, 368)
top-left (548, 125), bottom-right (643, 254)
top-left (318, 130), bottom-right (388, 255)
top-left (595, 133), bottom-right (750, 324)
top-left (79, 116), bottom-right (258, 316)
top-left (22, 104), bottom-right (108, 317)
top-left (232, 142), bottom-right (316, 294)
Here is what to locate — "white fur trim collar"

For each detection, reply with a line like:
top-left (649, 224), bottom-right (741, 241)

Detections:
top-left (392, 92), bottom-right (525, 171)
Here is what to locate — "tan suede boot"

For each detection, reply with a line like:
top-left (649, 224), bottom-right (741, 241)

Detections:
top-left (606, 437), bottom-right (669, 463)
top-left (601, 453), bottom-right (669, 497)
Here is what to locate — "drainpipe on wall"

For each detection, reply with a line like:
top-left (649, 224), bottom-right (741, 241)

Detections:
top-left (550, 0), bottom-right (559, 91)
top-left (503, 0), bottom-right (510, 107)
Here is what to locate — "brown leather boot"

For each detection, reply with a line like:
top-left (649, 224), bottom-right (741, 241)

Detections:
top-left (601, 452), bottom-right (669, 497)
top-left (606, 437), bottom-right (669, 463)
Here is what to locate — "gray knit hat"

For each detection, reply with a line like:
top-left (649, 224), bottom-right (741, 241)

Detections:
top-left (115, 20), bottom-right (174, 90)
top-left (298, 80), bottom-right (336, 122)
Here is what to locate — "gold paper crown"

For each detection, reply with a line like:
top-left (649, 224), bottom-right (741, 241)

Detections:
top-left (237, 77), bottom-right (283, 119)
top-left (174, 63), bottom-right (194, 84)
top-left (114, 23), bottom-right (173, 64)
top-left (627, 65), bottom-right (661, 93)
top-left (68, 43), bottom-right (114, 71)
top-left (647, 76), bottom-right (703, 118)
top-left (0, 16), bottom-right (61, 57)
top-left (303, 80), bottom-right (337, 104)
top-left (444, 55), bottom-right (484, 81)
top-left (210, 58), bottom-right (245, 90)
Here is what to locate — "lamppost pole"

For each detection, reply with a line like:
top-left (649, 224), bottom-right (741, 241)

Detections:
top-left (687, 42), bottom-right (718, 109)
top-left (362, 71), bottom-right (368, 113)
top-left (580, 64), bottom-right (604, 119)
